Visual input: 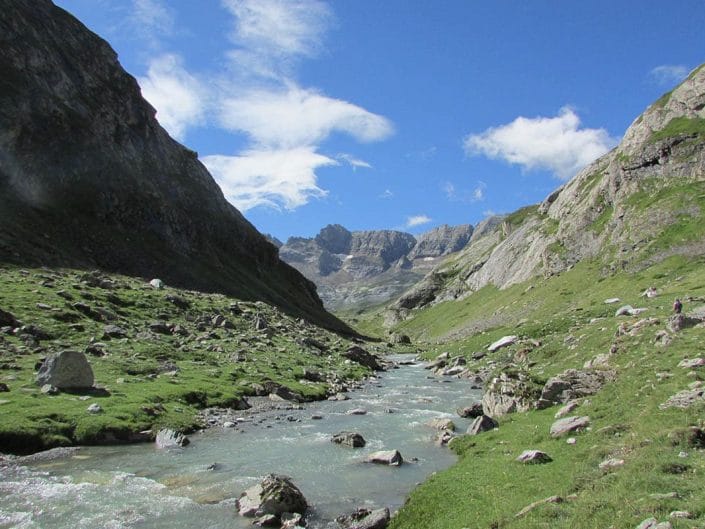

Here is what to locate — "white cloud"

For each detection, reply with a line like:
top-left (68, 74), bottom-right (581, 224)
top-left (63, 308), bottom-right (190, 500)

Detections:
top-left (337, 153), bottom-right (372, 170)
top-left (379, 189), bottom-right (394, 199)
top-left (443, 180), bottom-right (486, 203)
top-left (138, 54), bottom-right (205, 140)
top-left (202, 147), bottom-right (336, 211)
top-left (472, 181), bottom-right (486, 201)
top-left (406, 215), bottom-right (432, 228)
top-left (132, 0), bottom-right (174, 36)
top-left (464, 107), bottom-right (617, 180)
top-left (649, 64), bottom-right (689, 86)
top-left (220, 85), bottom-right (393, 148)
top-left (443, 181), bottom-right (455, 199)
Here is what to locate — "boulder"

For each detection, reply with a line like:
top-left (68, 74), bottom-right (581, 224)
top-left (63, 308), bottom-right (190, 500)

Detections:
top-left (677, 357), bottom-right (705, 369)
top-left (425, 418), bottom-right (456, 431)
top-left (0, 308), bottom-right (19, 328)
top-left (149, 278), bottom-right (164, 289)
top-left (155, 428), bottom-right (190, 448)
top-left (236, 474), bottom-right (308, 519)
top-left (467, 415), bottom-right (498, 435)
top-left (488, 335), bottom-right (517, 352)
top-left (35, 351), bottom-right (94, 389)
top-left (538, 369), bottom-right (615, 408)
top-left (102, 324), bottom-right (127, 339)
top-left (554, 400), bottom-right (579, 418)
top-left (667, 314), bottom-right (701, 332)
top-left (366, 450), bottom-right (403, 466)
top-left (342, 346), bottom-right (384, 371)
top-left (516, 450), bottom-right (552, 464)
top-left (336, 507), bottom-right (390, 529)
top-left (86, 403), bottom-right (102, 414)
top-left (457, 403), bottom-right (484, 418)
top-left (346, 408), bottom-right (367, 416)
top-left (332, 431), bottom-right (366, 448)
top-left (550, 416), bottom-right (590, 438)
top-left (433, 430), bottom-right (455, 447)
top-left (389, 333), bottom-right (411, 345)
top-left (481, 371), bottom-right (540, 417)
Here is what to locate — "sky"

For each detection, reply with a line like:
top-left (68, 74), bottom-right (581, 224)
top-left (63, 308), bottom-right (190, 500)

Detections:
top-left (54, 0), bottom-right (705, 242)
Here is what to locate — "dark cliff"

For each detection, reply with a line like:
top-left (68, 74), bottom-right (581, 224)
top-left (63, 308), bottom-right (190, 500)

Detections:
top-left (0, 0), bottom-right (349, 332)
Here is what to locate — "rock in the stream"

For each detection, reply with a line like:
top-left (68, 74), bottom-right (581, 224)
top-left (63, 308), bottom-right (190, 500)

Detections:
top-left (332, 431), bottom-right (366, 448)
top-left (366, 450), bottom-right (403, 466)
top-left (516, 450), bottom-right (552, 464)
top-left (336, 507), bottom-right (391, 529)
top-left (236, 474), bottom-right (308, 519)
top-left (457, 402), bottom-right (484, 418)
top-left (425, 418), bottom-right (456, 431)
top-left (550, 416), bottom-right (590, 438)
top-left (467, 415), bottom-right (498, 435)
top-left (36, 351), bottom-right (94, 389)
top-left (155, 428), bottom-right (190, 448)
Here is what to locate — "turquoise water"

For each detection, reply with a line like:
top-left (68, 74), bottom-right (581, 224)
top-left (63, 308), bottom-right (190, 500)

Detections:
top-left (0, 356), bottom-right (481, 528)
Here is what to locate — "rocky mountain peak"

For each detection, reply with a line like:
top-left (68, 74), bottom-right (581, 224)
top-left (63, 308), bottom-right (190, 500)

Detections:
top-left (408, 224), bottom-right (474, 259)
top-left (314, 224), bottom-right (353, 254)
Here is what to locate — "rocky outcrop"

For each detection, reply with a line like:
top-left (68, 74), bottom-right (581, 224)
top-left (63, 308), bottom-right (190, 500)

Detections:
top-left (342, 346), bottom-right (384, 371)
top-left (537, 369), bottom-right (616, 408)
top-left (35, 351), bottom-right (94, 389)
top-left (0, 0), bottom-right (348, 333)
top-left (408, 224), bottom-right (473, 259)
top-left (155, 428), bottom-right (190, 448)
top-left (550, 416), bottom-right (590, 437)
top-left (481, 371), bottom-right (542, 417)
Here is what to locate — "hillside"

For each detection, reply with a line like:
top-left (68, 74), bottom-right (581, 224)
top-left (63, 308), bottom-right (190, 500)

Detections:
top-left (386, 64), bottom-right (705, 328)
top-left (378, 65), bottom-right (705, 528)
top-left (280, 223), bottom-right (473, 311)
top-left (0, 0), bottom-right (348, 333)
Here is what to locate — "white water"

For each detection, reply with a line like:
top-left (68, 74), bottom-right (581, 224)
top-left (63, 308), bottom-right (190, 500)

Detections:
top-left (0, 356), bottom-right (481, 528)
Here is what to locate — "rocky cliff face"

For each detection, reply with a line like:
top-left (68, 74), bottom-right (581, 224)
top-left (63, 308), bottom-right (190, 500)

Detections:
top-left (279, 223), bottom-right (474, 310)
top-left (389, 65), bottom-right (705, 320)
top-left (0, 0), bottom-right (348, 332)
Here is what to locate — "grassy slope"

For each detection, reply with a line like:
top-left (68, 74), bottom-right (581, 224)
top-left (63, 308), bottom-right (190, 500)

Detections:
top-left (0, 267), bottom-right (371, 454)
top-left (385, 255), bottom-right (705, 529)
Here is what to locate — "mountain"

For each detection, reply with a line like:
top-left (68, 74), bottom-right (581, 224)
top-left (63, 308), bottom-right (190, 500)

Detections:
top-left (279, 223), bottom-right (474, 311)
top-left (388, 64), bottom-right (705, 323)
top-left (0, 0), bottom-right (348, 332)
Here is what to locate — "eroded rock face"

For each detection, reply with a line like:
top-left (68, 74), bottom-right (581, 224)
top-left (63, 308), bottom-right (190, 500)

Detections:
top-left (481, 371), bottom-right (541, 417)
top-left (408, 224), bottom-right (474, 259)
top-left (237, 474), bottom-right (308, 520)
top-left (35, 351), bottom-right (94, 389)
top-left (0, 0), bottom-right (347, 333)
top-left (538, 369), bottom-right (616, 408)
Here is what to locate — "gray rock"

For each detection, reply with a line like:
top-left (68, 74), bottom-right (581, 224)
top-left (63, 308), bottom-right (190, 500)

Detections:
top-left (155, 428), bottom-right (190, 448)
top-left (86, 403), bottom-right (102, 414)
top-left (342, 346), bottom-right (384, 371)
top-left (516, 449), bottom-right (552, 464)
top-left (336, 507), bottom-right (390, 529)
top-left (467, 415), bottom-right (498, 435)
top-left (236, 474), bottom-right (307, 519)
top-left (677, 357), bottom-right (705, 369)
top-left (550, 416), bottom-right (590, 437)
top-left (515, 496), bottom-right (563, 518)
top-left (425, 418), bottom-right (456, 431)
top-left (346, 408), bottom-right (367, 416)
top-left (332, 431), bottom-right (366, 448)
top-left (103, 324), bottom-right (127, 339)
top-left (149, 279), bottom-right (164, 289)
top-left (482, 371), bottom-right (540, 417)
top-left (635, 518), bottom-right (672, 529)
top-left (40, 384), bottom-right (59, 395)
top-left (538, 369), bottom-right (615, 407)
top-left (667, 314), bottom-right (701, 332)
top-left (408, 224), bottom-right (474, 259)
top-left (366, 450), bottom-right (403, 466)
top-left (36, 351), bottom-right (94, 389)
top-left (0, 308), bottom-right (19, 328)
top-left (488, 335), bottom-right (517, 352)
top-left (433, 430), bottom-right (456, 447)
top-left (659, 388), bottom-right (705, 409)
top-left (457, 403), bottom-right (484, 418)
top-left (554, 400), bottom-right (579, 418)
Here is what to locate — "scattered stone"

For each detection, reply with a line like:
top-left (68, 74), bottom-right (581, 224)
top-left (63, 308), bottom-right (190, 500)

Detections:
top-left (0, 383), bottom-right (8, 392)
top-left (457, 403), bottom-right (484, 418)
top-left (36, 351), bottom-right (94, 389)
top-left (667, 313), bottom-right (701, 332)
top-left (488, 335), bottom-right (517, 352)
top-left (677, 357), bottom-right (705, 369)
top-left (467, 415), bottom-right (498, 435)
top-left (615, 305), bottom-right (648, 317)
top-left (550, 416), bottom-right (590, 438)
top-left (566, 437), bottom-right (577, 445)
top-left (254, 314), bottom-right (269, 332)
top-left (389, 333), bottom-right (411, 345)
top-left (155, 428), bottom-right (190, 448)
top-left (0, 308), bottom-right (19, 328)
top-left (659, 388), bottom-right (705, 409)
top-left (236, 474), bottom-right (308, 520)
top-left (433, 430), bottom-right (455, 447)
top-left (599, 458), bottom-right (625, 470)
top-left (86, 403), bottom-right (102, 414)
top-left (516, 450), bottom-right (552, 464)
top-left (336, 507), bottom-right (390, 529)
top-left (648, 492), bottom-right (679, 500)
top-left (310, 414), bottom-right (323, 420)
top-left (515, 495), bottom-right (563, 518)
top-left (165, 294), bottom-right (190, 309)
top-left (328, 393), bottom-right (349, 401)
top-left (40, 384), bottom-right (59, 395)
top-left (635, 518), bottom-right (672, 529)
top-left (253, 514), bottom-right (278, 527)
top-left (301, 369), bottom-right (324, 382)
top-left (280, 512), bottom-right (305, 528)
top-left (554, 400), bottom-right (579, 418)
top-left (102, 324), bottom-right (127, 339)
top-left (538, 369), bottom-right (615, 408)
top-left (669, 511), bottom-right (692, 519)
top-left (149, 278), bottom-right (164, 289)
top-left (332, 431), bottom-right (366, 448)
top-left (604, 298), bottom-right (621, 304)
top-left (425, 418), bottom-right (456, 431)
top-left (366, 450), bottom-right (403, 466)
top-left (342, 346), bottom-right (384, 371)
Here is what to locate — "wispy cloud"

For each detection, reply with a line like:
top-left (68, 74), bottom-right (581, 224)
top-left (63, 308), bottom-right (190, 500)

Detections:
top-left (130, 0), bottom-right (175, 47)
top-left (406, 214), bottom-right (432, 228)
top-left (138, 54), bottom-right (206, 140)
top-left (203, 147), bottom-right (335, 211)
top-left (337, 153), bottom-right (372, 170)
top-left (379, 189), bottom-right (394, 199)
top-left (464, 107), bottom-right (617, 180)
top-left (649, 64), bottom-right (689, 86)
top-left (443, 180), bottom-right (486, 203)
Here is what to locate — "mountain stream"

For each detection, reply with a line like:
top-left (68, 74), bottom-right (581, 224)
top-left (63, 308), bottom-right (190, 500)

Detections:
top-left (0, 355), bottom-right (482, 528)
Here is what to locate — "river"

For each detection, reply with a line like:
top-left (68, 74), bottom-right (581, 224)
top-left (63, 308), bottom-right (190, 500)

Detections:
top-left (0, 355), bottom-right (482, 528)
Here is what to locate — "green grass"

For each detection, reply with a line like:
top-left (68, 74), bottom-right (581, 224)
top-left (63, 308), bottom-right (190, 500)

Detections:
top-left (387, 254), bottom-right (705, 528)
top-left (650, 117), bottom-right (705, 143)
top-left (0, 267), bottom-right (372, 453)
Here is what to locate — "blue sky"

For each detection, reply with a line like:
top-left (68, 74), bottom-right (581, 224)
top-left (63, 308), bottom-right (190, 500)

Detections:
top-left (54, 0), bottom-right (704, 242)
